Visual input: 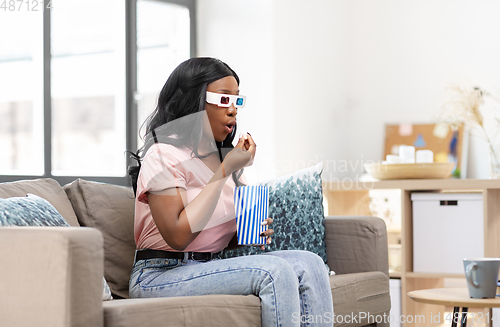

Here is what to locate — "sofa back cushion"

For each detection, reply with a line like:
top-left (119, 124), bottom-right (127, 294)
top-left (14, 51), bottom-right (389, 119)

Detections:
top-left (0, 178), bottom-right (80, 227)
top-left (63, 179), bottom-right (135, 299)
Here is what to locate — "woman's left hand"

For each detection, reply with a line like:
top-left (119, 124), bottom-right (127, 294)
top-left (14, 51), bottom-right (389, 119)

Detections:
top-left (254, 217), bottom-right (274, 250)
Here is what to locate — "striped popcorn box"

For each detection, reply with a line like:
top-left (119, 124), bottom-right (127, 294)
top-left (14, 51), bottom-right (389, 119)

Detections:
top-left (234, 185), bottom-right (269, 245)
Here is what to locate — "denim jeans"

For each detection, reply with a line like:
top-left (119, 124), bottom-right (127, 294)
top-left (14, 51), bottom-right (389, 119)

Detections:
top-left (129, 250), bottom-right (334, 327)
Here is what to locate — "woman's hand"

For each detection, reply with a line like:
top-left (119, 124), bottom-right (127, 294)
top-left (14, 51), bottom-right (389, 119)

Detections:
top-left (254, 217), bottom-right (274, 250)
top-left (223, 133), bottom-right (256, 174)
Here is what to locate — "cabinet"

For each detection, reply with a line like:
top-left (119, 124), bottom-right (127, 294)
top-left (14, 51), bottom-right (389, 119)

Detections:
top-left (412, 192), bottom-right (484, 274)
top-left (324, 179), bottom-right (500, 325)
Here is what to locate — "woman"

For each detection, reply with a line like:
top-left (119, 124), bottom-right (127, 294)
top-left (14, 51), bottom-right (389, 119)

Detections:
top-left (128, 57), bottom-right (333, 327)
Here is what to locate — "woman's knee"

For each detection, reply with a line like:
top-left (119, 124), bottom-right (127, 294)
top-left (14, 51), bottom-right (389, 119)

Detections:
top-left (298, 250), bottom-right (326, 267)
top-left (298, 251), bottom-right (329, 276)
top-left (252, 255), bottom-right (298, 286)
top-left (270, 250), bottom-right (325, 267)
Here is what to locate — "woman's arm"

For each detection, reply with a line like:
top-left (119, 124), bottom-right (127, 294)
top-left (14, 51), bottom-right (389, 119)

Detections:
top-left (148, 166), bottom-right (227, 251)
top-left (148, 135), bottom-right (256, 251)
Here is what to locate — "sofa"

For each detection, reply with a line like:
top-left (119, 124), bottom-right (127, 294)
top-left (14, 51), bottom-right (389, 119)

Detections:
top-left (0, 178), bottom-right (391, 327)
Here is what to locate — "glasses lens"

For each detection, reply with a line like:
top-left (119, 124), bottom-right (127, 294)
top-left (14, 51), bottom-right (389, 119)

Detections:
top-left (236, 97), bottom-right (244, 106)
top-left (220, 96), bottom-right (230, 105)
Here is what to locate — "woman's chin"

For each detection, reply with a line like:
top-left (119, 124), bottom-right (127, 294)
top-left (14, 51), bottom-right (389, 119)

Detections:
top-left (215, 132), bottom-right (230, 143)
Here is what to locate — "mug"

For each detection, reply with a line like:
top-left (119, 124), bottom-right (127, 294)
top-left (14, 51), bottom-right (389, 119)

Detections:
top-left (463, 258), bottom-right (500, 299)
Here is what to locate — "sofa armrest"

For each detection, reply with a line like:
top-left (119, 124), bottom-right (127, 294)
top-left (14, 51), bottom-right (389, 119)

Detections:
top-left (0, 227), bottom-right (104, 327)
top-left (324, 216), bottom-right (389, 277)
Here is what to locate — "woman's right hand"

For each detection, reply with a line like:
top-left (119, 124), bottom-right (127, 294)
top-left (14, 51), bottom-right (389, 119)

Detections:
top-left (224, 133), bottom-right (256, 174)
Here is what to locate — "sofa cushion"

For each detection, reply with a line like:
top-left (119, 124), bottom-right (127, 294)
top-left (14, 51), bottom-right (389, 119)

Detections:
top-left (0, 178), bottom-right (79, 226)
top-left (0, 194), bottom-right (113, 301)
top-left (103, 295), bottom-right (261, 327)
top-left (63, 179), bottom-right (135, 299)
top-left (330, 271), bottom-right (391, 327)
top-left (221, 163), bottom-right (328, 263)
top-left (102, 273), bottom-right (390, 327)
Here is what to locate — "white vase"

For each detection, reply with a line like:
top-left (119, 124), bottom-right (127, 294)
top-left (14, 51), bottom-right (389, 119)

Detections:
top-left (490, 148), bottom-right (500, 179)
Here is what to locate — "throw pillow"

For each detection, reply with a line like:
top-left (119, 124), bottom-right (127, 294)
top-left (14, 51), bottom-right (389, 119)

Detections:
top-left (0, 194), bottom-right (69, 227)
top-left (63, 179), bottom-right (136, 299)
top-left (220, 163), bottom-right (328, 263)
top-left (0, 178), bottom-right (80, 226)
top-left (0, 193), bottom-right (113, 301)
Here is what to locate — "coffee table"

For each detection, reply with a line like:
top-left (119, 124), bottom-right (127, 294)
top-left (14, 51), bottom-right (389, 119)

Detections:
top-left (408, 288), bottom-right (500, 327)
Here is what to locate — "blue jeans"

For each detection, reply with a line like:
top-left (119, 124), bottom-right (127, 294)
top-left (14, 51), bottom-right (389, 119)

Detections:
top-left (129, 250), bottom-right (334, 327)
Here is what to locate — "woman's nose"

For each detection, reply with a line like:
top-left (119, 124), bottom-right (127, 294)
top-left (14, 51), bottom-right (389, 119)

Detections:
top-left (227, 104), bottom-right (237, 116)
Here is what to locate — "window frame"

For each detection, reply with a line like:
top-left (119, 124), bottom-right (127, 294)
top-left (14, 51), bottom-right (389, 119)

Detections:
top-left (0, 0), bottom-right (196, 186)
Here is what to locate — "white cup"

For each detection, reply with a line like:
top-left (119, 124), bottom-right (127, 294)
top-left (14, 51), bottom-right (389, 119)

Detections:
top-left (416, 150), bottom-right (433, 163)
top-left (399, 145), bottom-right (415, 164)
top-left (386, 155), bottom-right (403, 164)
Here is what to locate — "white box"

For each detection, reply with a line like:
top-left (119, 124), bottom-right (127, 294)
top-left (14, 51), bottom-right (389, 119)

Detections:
top-left (389, 279), bottom-right (401, 327)
top-left (493, 308), bottom-right (500, 327)
top-left (412, 192), bottom-right (484, 274)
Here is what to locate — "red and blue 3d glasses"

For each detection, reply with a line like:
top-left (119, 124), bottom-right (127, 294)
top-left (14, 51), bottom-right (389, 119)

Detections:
top-left (206, 91), bottom-right (246, 108)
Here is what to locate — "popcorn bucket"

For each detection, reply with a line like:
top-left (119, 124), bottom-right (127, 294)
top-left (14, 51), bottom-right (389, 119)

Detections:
top-left (234, 185), bottom-right (269, 245)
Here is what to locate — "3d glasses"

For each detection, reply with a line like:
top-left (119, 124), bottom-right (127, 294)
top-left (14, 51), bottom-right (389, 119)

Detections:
top-left (206, 91), bottom-right (246, 108)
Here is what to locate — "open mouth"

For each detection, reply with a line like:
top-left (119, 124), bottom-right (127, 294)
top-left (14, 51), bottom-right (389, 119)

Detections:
top-left (225, 121), bottom-right (236, 134)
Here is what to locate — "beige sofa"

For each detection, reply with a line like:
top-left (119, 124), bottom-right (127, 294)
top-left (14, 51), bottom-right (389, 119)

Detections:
top-left (0, 178), bottom-right (391, 327)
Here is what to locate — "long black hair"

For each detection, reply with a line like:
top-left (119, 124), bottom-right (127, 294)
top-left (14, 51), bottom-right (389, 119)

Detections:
top-left (128, 57), bottom-right (243, 194)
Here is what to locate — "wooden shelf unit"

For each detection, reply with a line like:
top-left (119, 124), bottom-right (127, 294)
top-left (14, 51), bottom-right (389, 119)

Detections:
top-left (324, 179), bottom-right (500, 324)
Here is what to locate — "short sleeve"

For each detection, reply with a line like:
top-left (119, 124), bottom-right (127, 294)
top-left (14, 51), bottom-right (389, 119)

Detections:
top-left (136, 145), bottom-right (187, 204)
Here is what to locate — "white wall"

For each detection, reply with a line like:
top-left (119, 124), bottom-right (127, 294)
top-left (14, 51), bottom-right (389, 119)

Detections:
top-left (198, 0), bottom-right (500, 181)
top-left (334, 0), bottom-right (500, 179)
top-left (273, 0), bottom-right (351, 180)
top-left (197, 0), bottom-right (276, 183)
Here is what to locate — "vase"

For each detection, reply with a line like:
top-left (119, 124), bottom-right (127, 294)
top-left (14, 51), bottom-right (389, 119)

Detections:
top-left (490, 148), bottom-right (500, 179)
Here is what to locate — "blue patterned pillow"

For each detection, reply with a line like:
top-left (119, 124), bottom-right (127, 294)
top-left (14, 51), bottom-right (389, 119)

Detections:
top-left (0, 194), bottom-right (113, 300)
top-left (0, 194), bottom-right (69, 227)
top-left (221, 163), bottom-right (328, 263)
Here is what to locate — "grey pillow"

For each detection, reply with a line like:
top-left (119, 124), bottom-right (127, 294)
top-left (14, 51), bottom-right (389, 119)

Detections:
top-left (221, 163), bottom-right (328, 263)
top-left (0, 193), bottom-right (113, 300)
top-left (63, 179), bottom-right (136, 299)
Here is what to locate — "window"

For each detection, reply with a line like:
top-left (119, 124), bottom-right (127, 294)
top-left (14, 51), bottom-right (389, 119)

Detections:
top-left (0, 0), bottom-right (195, 185)
top-left (0, 11), bottom-right (44, 176)
top-left (136, 0), bottom-right (191, 148)
top-left (51, 0), bottom-right (126, 177)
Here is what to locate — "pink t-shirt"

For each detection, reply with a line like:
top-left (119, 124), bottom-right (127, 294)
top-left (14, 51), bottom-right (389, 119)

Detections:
top-left (134, 143), bottom-right (238, 253)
